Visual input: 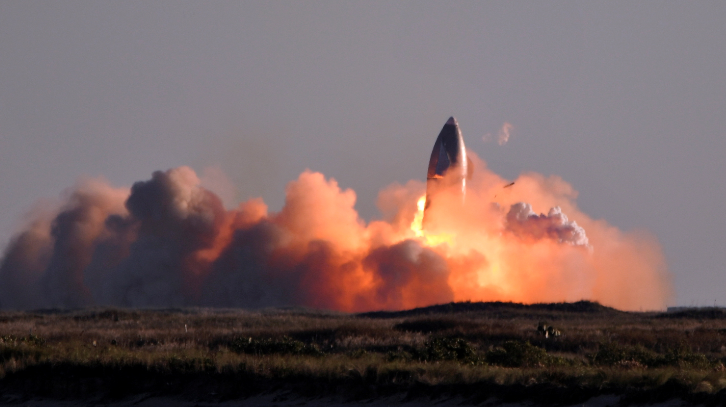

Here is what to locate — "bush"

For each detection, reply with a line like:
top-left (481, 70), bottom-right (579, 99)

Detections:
top-left (486, 341), bottom-right (563, 367)
top-left (386, 350), bottom-right (412, 362)
top-left (228, 336), bottom-right (323, 357)
top-left (659, 345), bottom-right (711, 369)
top-left (0, 335), bottom-right (45, 346)
top-left (0, 335), bottom-right (46, 363)
top-left (412, 338), bottom-right (480, 363)
top-left (394, 318), bottom-right (479, 334)
top-left (589, 342), bottom-right (712, 369)
top-left (589, 342), bottom-right (657, 367)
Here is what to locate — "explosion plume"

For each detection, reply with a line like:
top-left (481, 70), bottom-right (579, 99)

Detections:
top-left (0, 128), bottom-right (671, 311)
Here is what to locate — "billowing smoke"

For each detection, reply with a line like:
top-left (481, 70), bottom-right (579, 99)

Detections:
top-left (506, 203), bottom-right (589, 247)
top-left (0, 156), bottom-right (671, 311)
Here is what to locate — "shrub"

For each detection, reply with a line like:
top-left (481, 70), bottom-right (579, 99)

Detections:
top-left (0, 335), bottom-right (45, 346)
top-left (659, 345), bottom-right (711, 369)
top-left (394, 318), bottom-right (479, 334)
top-left (0, 345), bottom-right (43, 363)
top-left (590, 342), bottom-right (712, 369)
top-left (228, 336), bottom-right (323, 357)
top-left (486, 341), bottom-right (564, 367)
top-left (348, 348), bottom-right (368, 359)
top-left (589, 342), bottom-right (657, 367)
top-left (386, 350), bottom-right (412, 362)
top-left (0, 335), bottom-right (46, 363)
top-left (412, 338), bottom-right (479, 363)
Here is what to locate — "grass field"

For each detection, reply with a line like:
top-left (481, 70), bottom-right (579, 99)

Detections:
top-left (2, 301), bottom-right (726, 404)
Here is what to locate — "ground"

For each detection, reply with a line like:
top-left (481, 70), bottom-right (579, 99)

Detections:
top-left (1, 301), bottom-right (726, 406)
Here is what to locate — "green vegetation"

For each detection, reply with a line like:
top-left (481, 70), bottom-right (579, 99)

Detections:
top-left (1, 302), bottom-right (726, 404)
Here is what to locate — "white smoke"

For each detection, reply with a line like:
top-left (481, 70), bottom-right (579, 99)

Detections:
top-left (498, 122), bottom-right (513, 146)
top-left (505, 202), bottom-right (590, 247)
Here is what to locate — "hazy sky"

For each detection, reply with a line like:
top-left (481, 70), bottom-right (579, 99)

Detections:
top-left (1, 2), bottom-right (724, 306)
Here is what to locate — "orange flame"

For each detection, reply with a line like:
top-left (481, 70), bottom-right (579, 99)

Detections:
top-left (410, 195), bottom-right (455, 247)
top-left (410, 195), bottom-right (426, 237)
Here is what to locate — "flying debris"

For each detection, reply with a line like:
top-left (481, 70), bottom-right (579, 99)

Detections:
top-left (423, 117), bottom-right (472, 227)
top-left (494, 182), bottom-right (516, 199)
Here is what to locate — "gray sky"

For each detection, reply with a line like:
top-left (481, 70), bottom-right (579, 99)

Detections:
top-left (0, 1), bottom-right (724, 306)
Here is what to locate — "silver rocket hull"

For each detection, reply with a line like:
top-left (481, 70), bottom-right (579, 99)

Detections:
top-left (423, 117), bottom-right (469, 228)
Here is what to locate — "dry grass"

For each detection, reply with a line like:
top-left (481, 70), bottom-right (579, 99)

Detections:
top-left (2, 302), bottom-right (726, 403)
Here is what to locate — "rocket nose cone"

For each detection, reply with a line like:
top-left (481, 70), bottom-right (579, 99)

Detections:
top-left (446, 116), bottom-right (458, 126)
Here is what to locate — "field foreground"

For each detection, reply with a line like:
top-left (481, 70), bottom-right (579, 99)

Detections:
top-left (2, 301), bottom-right (726, 406)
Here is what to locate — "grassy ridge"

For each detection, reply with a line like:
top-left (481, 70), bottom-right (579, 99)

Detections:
top-left (1, 302), bottom-right (726, 403)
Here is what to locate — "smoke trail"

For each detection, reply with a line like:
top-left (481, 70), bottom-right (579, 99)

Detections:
top-left (0, 158), bottom-right (671, 311)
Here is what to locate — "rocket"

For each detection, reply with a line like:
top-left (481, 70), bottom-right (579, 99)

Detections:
top-left (423, 116), bottom-right (472, 227)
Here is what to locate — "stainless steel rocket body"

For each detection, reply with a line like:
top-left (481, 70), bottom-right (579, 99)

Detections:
top-left (423, 117), bottom-right (469, 227)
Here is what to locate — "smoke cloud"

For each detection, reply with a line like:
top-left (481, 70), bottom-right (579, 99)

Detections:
top-left (0, 156), bottom-right (671, 311)
top-left (506, 203), bottom-right (589, 247)
top-left (498, 122), bottom-right (513, 145)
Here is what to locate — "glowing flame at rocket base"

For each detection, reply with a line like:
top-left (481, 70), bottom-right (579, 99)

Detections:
top-left (423, 117), bottom-right (472, 230)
